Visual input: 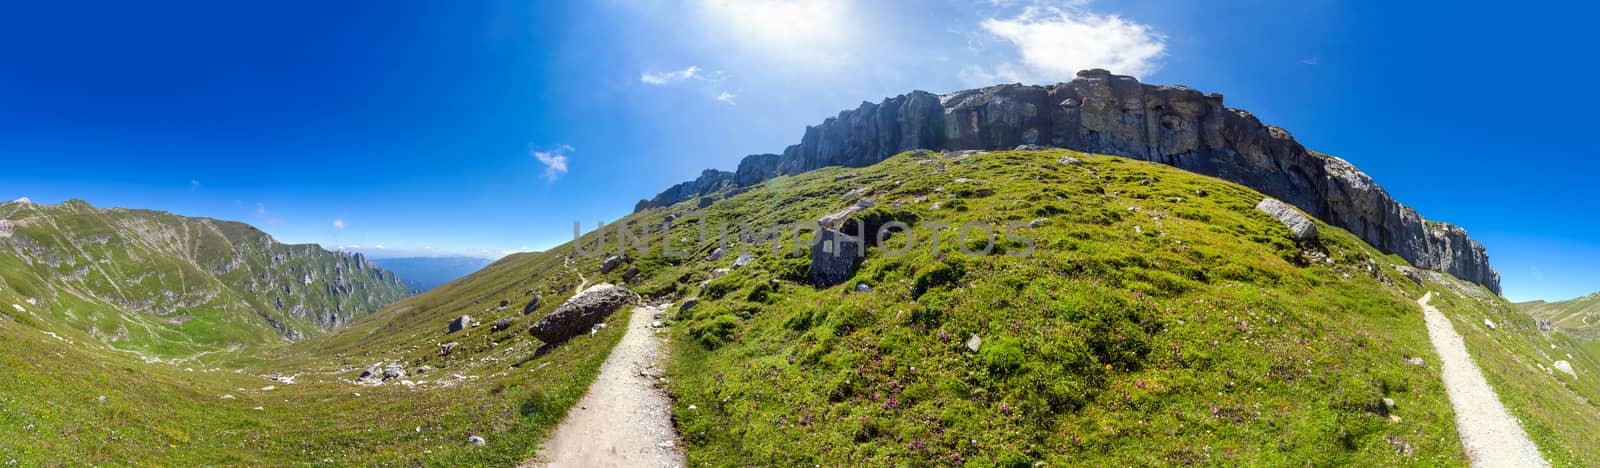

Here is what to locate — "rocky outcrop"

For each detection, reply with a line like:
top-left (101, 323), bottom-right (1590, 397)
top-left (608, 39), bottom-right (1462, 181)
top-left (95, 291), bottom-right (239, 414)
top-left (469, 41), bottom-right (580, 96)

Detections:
top-left (810, 229), bottom-right (862, 287)
top-left (637, 69), bottom-right (1500, 294)
top-left (1256, 198), bottom-right (1317, 242)
top-left (527, 283), bottom-right (639, 344)
top-left (633, 169), bottom-right (735, 212)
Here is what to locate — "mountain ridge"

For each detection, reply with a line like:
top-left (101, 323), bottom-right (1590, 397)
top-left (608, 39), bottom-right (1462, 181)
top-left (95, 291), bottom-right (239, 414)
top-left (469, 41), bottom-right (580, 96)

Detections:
top-left (0, 199), bottom-right (411, 359)
top-left (635, 69), bottom-right (1501, 295)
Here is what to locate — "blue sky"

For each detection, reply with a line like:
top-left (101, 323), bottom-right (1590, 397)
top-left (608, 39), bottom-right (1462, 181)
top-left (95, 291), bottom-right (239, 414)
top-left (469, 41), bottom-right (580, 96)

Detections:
top-left (1, 0), bottom-right (1594, 302)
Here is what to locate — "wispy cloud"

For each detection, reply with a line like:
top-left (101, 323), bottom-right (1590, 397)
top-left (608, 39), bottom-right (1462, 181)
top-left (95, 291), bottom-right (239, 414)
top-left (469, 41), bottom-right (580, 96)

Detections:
top-left (531, 145), bottom-right (573, 181)
top-left (190, 179), bottom-right (201, 192)
top-left (640, 65), bottom-right (724, 85)
top-left (714, 91), bottom-right (737, 105)
top-left (963, 4), bottom-right (1166, 84)
top-left (1299, 56), bottom-right (1320, 66)
top-left (254, 202), bottom-right (283, 225)
top-left (332, 218), bottom-right (346, 230)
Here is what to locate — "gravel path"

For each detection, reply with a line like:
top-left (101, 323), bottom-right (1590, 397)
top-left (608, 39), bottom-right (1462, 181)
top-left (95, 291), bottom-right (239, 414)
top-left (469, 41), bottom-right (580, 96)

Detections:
top-left (1419, 292), bottom-right (1548, 467)
top-left (524, 303), bottom-right (683, 468)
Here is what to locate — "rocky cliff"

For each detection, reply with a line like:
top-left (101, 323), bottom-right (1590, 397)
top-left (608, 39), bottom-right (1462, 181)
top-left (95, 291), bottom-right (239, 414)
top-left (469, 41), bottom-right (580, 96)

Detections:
top-left (638, 69), bottom-right (1500, 294)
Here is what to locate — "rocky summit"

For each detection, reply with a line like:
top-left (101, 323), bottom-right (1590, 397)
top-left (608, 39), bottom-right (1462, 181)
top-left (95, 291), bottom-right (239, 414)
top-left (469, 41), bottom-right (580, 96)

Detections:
top-left (639, 69), bottom-right (1500, 294)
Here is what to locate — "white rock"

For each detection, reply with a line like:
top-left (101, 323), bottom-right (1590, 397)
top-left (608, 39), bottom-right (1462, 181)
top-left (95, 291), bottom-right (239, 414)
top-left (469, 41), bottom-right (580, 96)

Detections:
top-left (261, 386), bottom-right (275, 391)
top-left (1553, 360), bottom-right (1577, 378)
top-left (1483, 319), bottom-right (1497, 331)
top-left (10, 304), bottom-right (22, 313)
top-left (966, 334), bottom-right (983, 352)
top-left (468, 435), bottom-right (486, 446)
top-left (221, 394), bottom-right (235, 399)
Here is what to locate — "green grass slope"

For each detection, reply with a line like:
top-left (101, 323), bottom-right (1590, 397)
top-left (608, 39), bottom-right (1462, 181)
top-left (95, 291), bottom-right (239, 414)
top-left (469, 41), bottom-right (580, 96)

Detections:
top-left (0, 200), bottom-right (411, 363)
top-left (1518, 293), bottom-right (1600, 332)
top-left (4, 149), bottom-right (1596, 466)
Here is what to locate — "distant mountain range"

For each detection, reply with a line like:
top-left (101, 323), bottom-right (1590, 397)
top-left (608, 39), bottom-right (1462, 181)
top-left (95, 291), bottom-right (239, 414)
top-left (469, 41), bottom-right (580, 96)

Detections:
top-left (368, 256), bottom-right (494, 292)
top-left (0, 198), bottom-right (411, 358)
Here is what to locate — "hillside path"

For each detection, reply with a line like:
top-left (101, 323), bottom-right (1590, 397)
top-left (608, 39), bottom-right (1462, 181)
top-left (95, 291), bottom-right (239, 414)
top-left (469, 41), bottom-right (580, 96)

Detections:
top-left (1419, 292), bottom-right (1548, 467)
top-left (523, 303), bottom-right (683, 468)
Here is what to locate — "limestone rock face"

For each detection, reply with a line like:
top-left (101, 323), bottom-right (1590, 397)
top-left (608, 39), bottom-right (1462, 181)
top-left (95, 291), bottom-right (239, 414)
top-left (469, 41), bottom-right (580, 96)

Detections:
top-left (639, 70), bottom-right (1501, 294)
top-left (527, 283), bottom-right (638, 344)
top-left (633, 169), bottom-right (735, 212)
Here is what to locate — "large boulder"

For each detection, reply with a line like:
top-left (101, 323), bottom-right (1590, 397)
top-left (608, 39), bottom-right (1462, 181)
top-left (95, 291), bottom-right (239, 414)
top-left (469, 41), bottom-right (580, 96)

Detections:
top-left (600, 256), bottom-right (623, 274)
top-left (448, 315), bottom-right (472, 334)
top-left (527, 284), bottom-right (639, 344)
top-left (1255, 198), bottom-right (1317, 242)
top-left (810, 229), bottom-right (862, 287)
top-left (522, 295), bottom-right (542, 315)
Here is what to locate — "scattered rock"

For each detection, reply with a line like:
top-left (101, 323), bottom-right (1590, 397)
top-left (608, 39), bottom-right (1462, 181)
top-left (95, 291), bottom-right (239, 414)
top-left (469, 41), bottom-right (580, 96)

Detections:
top-left (622, 265), bottom-right (640, 283)
top-left (1014, 144), bottom-right (1047, 151)
top-left (382, 365), bottom-right (405, 381)
top-left (491, 318), bottom-right (513, 332)
top-left (710, 268), bottom-right (731, 279)
top-left (440, 342), bottom-right (459, 356)
top-left (1029, 219), bottom-right (1046, 228)
top-left (1382, 398), bottom-right (1396, 410)
top-left (1057, 156), bottom-right (1084, 166)
top-left (855, 283), bottom-right (871, 293)
top-left (261, 386), bottom-right (276, 391)
top-left (1554, 360), bottom-right (1577, 378)
top-left (733, 252), bottom-right (754, 269)
top-left (1483, 319), bottom-right (1497, 331)
top-left (527, 284), bottom-right (639, 344)
top-left (708, 247), bottom-right (726, 261)
top-left (1536, 319), bottom-right (1554, 332)
top-left (221, 394), bottom-right (235, 399)
top-left (680, 298), bottom-right (698, 316)
top-left (497, 299), bottom-right (510, 309)
top-left (600, 256), bottom-right (623, 274)
top-left (448, 315), bottom-right (473, 334)
top-left (1405, 357), bottom-right (1427, 368)
top-left (1255, 198), bottom-right (1317, 242)
top-left (841, 187), bottom-right (868, 200)
top-left (966, 335), bottom-right (983, 352)
top-left (468, 435), bottom-right (486, 447)
top-left (522, 295), bottom-right (542, 315)
top-left (809, 229), bottom-right (862, 287)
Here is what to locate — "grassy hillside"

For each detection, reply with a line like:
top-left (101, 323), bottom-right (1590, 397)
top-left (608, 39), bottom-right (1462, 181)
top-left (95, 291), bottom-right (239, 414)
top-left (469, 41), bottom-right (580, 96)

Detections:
top-left (1518, 293), bottom-right (1600, 332)
top-left (0, 200), bottom-right (411, 364)
top-left (4, 149), bottom-right (1597, 465)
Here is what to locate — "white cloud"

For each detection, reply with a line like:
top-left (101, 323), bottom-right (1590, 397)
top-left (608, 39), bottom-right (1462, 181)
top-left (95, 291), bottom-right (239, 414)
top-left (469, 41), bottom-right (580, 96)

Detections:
top-left (641, 65), bottom-right (722, 85)
top-left (1299, 56), bottom-right (1320, 66)
top-left (967, 5), bottom-right (1165, 84)
top-left (714, 91), bottom-right (737, 105)
top-left (332, 218), bottom-right (346, 230)
top-left (190, 179), bottom-right (201, 192)
top-left (531, 145), bottom-right (573, 181)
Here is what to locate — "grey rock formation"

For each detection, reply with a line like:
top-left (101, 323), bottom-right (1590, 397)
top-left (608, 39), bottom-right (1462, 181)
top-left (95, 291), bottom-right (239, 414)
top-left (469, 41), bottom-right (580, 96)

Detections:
top-left (440, 342), bottom-right (458, 356)
top-left (810, 229), bottom-right (862, 287)
top-left (600, 256), bottom-right (623, 274)
top-left (636, 69), bottom-right (1500, 294)
top-left (448, 315), bottom-right (472, 334)
top-left (1255, 198), bottom-right (1318, 242)
top-left (633, 169), bottom-right (735, 212)
top-left (622, 265), bottom-right (640, 283)
top-left (522, 295), bottom-right (542, 315)
top-left (527, 283), bottom-right (638, 344)
top-left (491, 318), bottom-right (513, 332)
